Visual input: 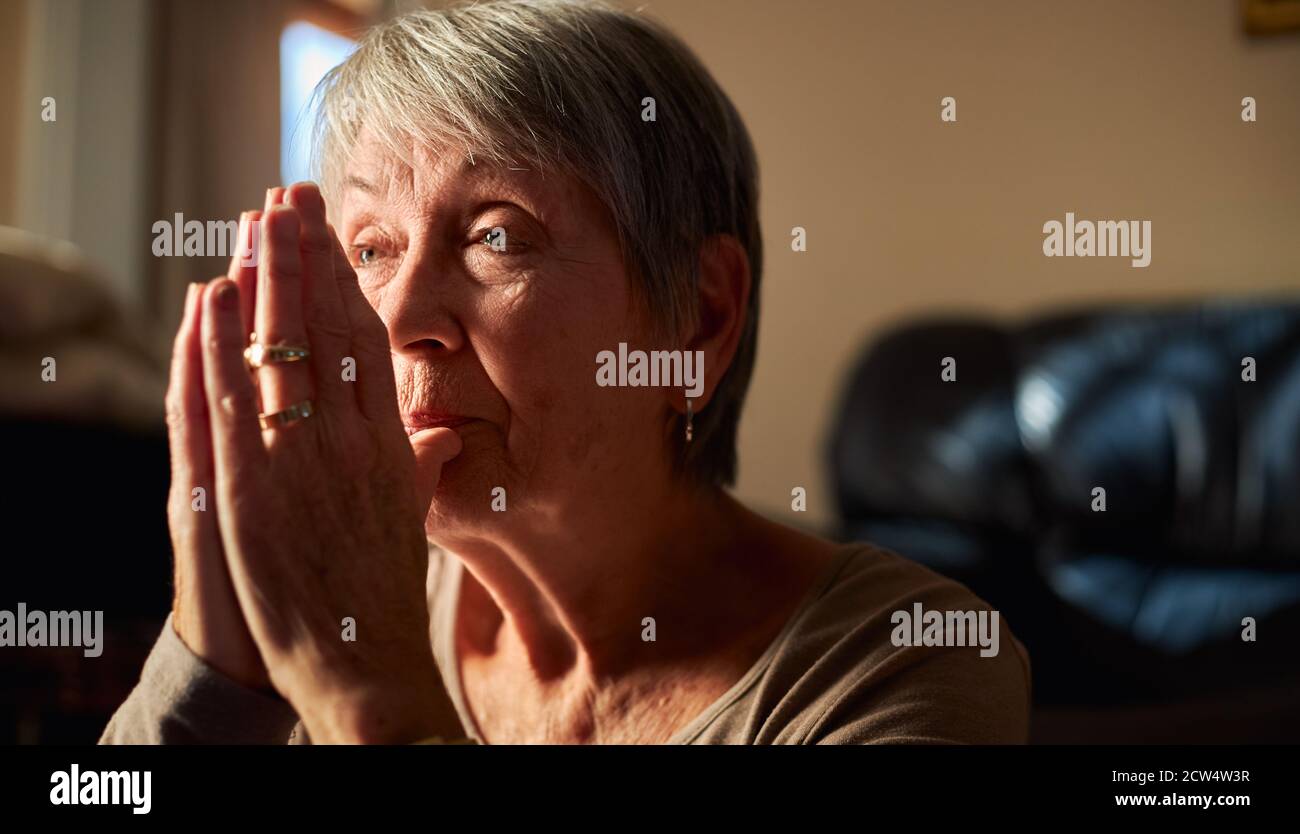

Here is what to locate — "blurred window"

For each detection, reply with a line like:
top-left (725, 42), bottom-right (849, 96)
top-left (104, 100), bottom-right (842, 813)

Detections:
top-left (280, 20), bottom-right (356, 185)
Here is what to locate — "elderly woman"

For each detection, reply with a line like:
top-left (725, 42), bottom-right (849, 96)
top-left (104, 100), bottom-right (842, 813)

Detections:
top-left (102, 0), bottom-right (1029, 745)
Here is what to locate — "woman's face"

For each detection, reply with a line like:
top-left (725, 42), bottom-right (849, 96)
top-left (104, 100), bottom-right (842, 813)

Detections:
top-left (336, 135), bottom-right (669, 538)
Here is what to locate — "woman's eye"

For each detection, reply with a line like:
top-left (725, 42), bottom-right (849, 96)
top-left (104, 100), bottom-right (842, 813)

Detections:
top-left (479, 227), bottom-right (525, 254)
top-left (355, 246), bottom-right (378, 266)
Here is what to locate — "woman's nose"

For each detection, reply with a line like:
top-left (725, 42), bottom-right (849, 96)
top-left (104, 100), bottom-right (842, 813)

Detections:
top-left (379, 247), bottom-right (467, 357)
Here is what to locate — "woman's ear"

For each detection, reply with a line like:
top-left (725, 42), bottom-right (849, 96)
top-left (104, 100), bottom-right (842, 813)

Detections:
top-left (679, 234), bottom-right (751, 412)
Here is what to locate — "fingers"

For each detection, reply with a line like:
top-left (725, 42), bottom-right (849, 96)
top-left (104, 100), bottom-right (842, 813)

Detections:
top-left (165, 282), bottom-right (220, 560)
top-left (285, 182), bottom-right (356, 417)
top-left (167, 283), bottom-right (214, 477)
top-left (166, 282), bottom-right (272, 690)
top-left (227, 210), bottom-right (262, 339)
top-left (231, 187), bottom-right (284, 344)
top-left (264, 185), bottom-right (286, 219)
top-left (201, 278), bottom-right (267, 480)
top-left (328, 227), bottom-right (404, 429)
top-left (166, 279), bottom-right (265, 675)
top-left (255, 204), bottom-right (315, 421)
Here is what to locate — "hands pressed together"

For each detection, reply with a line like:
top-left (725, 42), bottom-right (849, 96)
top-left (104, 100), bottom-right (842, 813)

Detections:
top-left (164, 183), bottom-right (466, 743)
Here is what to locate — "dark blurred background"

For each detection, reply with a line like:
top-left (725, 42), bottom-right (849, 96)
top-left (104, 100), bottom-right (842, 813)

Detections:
top-left (0, 0), bottom-right (1297, 743)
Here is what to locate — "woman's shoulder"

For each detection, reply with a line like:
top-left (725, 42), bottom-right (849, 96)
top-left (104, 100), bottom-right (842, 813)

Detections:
top-left (796, 540), bottom-right (1031, 741)
top-left (684, 538), bottom-right (1033, 744)
top-left (760, 519), bottom-right (1013, 641)
top-left (819, 540), bottom-right (1005, 621)
top-left (778, 539), bottom-right (1012, 649)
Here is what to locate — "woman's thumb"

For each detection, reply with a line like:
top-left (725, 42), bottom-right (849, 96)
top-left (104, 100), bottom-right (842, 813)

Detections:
top-left (409, 427), bottom-right (463, 509)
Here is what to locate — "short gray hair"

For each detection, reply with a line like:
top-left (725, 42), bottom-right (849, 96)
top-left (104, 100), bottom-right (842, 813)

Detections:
top-left (313, 0), bottom-right (762, 487)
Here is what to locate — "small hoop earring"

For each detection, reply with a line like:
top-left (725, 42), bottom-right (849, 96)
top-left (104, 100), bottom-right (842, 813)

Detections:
top-left (685, 397), bottom-right (694, 443)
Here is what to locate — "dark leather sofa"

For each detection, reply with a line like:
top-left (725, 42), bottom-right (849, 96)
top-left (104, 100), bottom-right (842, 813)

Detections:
top-left (829, 299), bottom-right (1300, 742)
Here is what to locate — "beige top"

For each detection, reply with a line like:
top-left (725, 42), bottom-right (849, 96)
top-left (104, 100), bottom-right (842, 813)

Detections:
top-left (100, 541), bottom-right (1031, 745)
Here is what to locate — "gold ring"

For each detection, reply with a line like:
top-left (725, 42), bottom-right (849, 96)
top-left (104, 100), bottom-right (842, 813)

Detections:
top-left (258, 399), bottom-right (314, 430)
top-left (244, 332), bottom-right (311, 370)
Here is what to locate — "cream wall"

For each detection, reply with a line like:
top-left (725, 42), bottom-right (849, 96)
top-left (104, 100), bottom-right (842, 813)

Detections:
top-left (613, 0), bottom-right (1300, 527)
top-left (0, 0), bottom-right (27, 225)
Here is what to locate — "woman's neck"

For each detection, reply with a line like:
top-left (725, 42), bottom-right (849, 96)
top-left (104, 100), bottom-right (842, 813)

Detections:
top-left (436, 485), bottom-right (781, 683)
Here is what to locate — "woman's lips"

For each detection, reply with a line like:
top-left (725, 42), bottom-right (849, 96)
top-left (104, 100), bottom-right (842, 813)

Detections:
top-left (402, 413), bottom-right (474, 436)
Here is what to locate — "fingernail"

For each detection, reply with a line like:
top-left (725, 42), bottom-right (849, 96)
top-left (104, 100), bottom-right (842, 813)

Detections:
top-left (213, 281), bottom-right (238, 310)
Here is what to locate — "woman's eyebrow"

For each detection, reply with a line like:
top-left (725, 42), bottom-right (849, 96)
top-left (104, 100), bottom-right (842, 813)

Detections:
top-left (343, 175), bottom-right (380, 195)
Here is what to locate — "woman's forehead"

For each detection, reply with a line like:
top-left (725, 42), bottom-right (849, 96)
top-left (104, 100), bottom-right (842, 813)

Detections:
top-left (344, 137), bottom-right (553, 203)
top-left (339, 134), bottom-right (612, 233)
